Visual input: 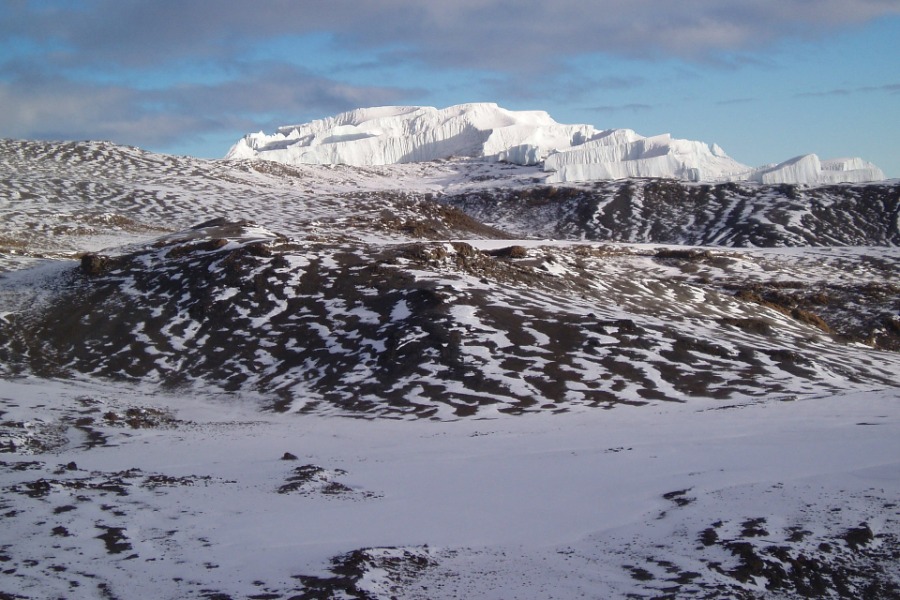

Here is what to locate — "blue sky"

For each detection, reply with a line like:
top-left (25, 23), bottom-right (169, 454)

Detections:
top-left (2, 1), bottom-right (898, 176)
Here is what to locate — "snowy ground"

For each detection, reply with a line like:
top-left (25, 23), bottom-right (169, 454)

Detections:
top-left (2, 376), bottom-right (898, 599)
top-left (1, 139), bottom-right (899, 598)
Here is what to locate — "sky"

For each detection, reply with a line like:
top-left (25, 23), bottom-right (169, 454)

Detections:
top-left (1, 0), bottom-right (899, 177)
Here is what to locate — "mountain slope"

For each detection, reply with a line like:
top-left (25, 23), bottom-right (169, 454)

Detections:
top-left (446, 179), bottom-right (900, 246)
top-left (3, 219), bottom-right (898, 417)
top-left (3, 138), bottom-right (896, 265)
top-left (0, 137), bottom-right (517, 271)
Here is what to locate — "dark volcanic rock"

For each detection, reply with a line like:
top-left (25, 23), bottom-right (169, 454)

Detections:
top-left (1, 221), bottom-right (898, 417)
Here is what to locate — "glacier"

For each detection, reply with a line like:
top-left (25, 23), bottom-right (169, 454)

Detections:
top-left (226, 103), bottom-right (885, 185)
top-left (747, 154), bottom-right (885, 185)
top-left (226, 103), bottom-right (596, 167)
top-left (541, 130), bottom-right (749, 183)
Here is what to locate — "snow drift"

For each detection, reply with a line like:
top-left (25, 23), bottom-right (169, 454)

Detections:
top-left (226, 103), bottom-right (885, 185)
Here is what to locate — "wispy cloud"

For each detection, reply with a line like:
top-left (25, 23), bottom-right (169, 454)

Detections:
top-left (796, 82), bottom-right (900, 98)
top-left (860, 83), bottom-right (900, 94)
top-left (716, 97), bottom-right (756, 106)
top-left (589, 103), bottom-right (654, 114)
top-left (482, 72), bottom-right (647, 106)
top-left (590, 76), bottom-right (647, 91)
top-left (796, 88), bottom-right (853, 98)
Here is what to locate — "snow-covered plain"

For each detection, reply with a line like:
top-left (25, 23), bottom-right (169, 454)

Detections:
top-left (2, 376), bottom-right (898, 599)
top-left (227, 103), bottom-right (886, 185)
top-left (1, 138), bottom-right (899, 598)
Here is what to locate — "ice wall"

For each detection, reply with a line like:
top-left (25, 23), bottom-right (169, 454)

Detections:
top-left (544, 132), bottom-right (750, 183)
top-left (227, 103), bottom-right (596, 167)
top-left (226, 103), bottom-right (886, 184)
top-left (747, 155), bottom-right (886, 185)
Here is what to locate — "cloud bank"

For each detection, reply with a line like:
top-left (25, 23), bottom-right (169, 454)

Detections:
top-left (1, 0), bottom-right (897, 155)
top-left (8, 0), bottom-right (897, 68)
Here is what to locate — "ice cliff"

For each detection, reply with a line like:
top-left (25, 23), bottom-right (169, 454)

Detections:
top-left (226, 103), bottom-right (595, 167)
top-left (541, 130), bottom-right (748, 183)
top-left (227, 103), bottom-right (885, 184)
top-left (747, 154), bottom-right (885, 185)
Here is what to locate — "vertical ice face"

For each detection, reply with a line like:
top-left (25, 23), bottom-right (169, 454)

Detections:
top-left (226, 103), bottom-right (885, 184)
top-left (746, 155), bottom-right (886, 184)
top-left (226, 103), bottom-right (595, 166)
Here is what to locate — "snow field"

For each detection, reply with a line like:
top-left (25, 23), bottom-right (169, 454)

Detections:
top-left (1, 377), bottom-right (897, 598)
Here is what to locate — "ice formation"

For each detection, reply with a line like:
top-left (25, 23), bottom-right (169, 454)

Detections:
top-left (542, 130), bottom-right (749, 183)
top-left (747, 155), bottom-right (885, 185)
top-left (227, 103), bottom-right (885, 184)
top-left (226, 103), bottom-right (596, 167)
